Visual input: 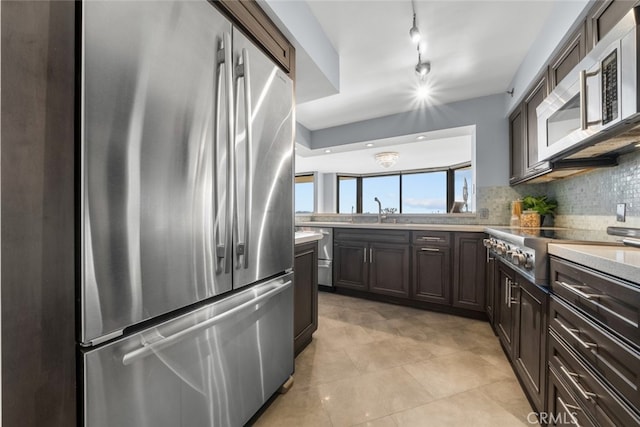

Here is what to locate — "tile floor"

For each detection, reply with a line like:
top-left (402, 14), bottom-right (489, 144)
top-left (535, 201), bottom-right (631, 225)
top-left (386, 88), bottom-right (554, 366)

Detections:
top-left (255, 292), bottom-right (536, 427)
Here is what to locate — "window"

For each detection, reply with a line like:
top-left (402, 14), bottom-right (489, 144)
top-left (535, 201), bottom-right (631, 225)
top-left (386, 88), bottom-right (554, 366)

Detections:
top-left (337, 164), bottom-right (472, 214)
top-left (402, 171), bottom-right (447, 213)
top-left (295, 174), bottom-right (314, 213)
top-left (337, 176), bottom-right (357, 214)
top-left (454, 167), bottom-right (473, 212)
top-left (362, 175), bottom-right (399, 213)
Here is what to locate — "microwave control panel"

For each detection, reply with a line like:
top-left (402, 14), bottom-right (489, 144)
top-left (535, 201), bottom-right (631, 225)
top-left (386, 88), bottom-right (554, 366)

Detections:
top-left (601, 49), bottom-right (618, 125)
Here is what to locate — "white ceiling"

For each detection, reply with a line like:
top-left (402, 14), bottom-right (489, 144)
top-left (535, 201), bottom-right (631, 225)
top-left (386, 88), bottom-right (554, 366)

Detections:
top-left (296, 0), bottom-right (555, 131)
top-left (295, 126), bottom-right (473, 174)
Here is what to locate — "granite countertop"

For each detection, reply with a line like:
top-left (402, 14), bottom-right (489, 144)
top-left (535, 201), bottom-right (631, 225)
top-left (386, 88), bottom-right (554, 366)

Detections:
top-left (295, 221), bottom-right (488, 232)
top-left (548, 243), bottom-right (640, 284)
top-left (294, 231), bottom-right (323, 245)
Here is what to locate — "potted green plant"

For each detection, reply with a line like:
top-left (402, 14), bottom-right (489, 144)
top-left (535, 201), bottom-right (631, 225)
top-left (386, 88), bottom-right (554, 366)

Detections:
top-left (522, 195), bottom-right (558, 226)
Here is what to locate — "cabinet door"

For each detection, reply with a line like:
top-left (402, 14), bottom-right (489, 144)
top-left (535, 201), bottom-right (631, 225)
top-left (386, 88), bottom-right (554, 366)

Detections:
top-left (485, 250), bottom-right (496, 324)
top-left (524, 75), bottom-right (548, 171)
top-left (334, 241), bottom-right (368, 290)
top-left (412, 246), bottom-right (451, 305)
top-left (452, 233), bottom-right (486, 312)
top-left (549, 25), bottom-right (586, 90)
top-left (496, 262), bottom-right (515, 356)
top-left (369, 243), bottom-right (410, 298)
top-left (509, 105), bottom-right (525, 183)
top-left (294, 242), bottom-right (318, 356)
top-left (586, 0), bottom-right (635, 53)
top-left (513, 276), bottom-right (548, 413)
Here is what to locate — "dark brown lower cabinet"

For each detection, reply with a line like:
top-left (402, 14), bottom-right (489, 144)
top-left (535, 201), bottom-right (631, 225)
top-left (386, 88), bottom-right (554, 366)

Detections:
top-left (412, 245), bottom-right (451, 305)
top-left (513, 275), bottom-right (548, 413)
top-left (485, 248), bottom-right (497, 325)
top-left (294, 241), bottom-right (318, 356)
top-left (452, 233), bottom-right (486, 312)
top-left (334, 241), bottom-right (368, 290)
top-left (495, 259), bottom-right (548, 414)
top-left (369, 242), bottom-right (410, 298)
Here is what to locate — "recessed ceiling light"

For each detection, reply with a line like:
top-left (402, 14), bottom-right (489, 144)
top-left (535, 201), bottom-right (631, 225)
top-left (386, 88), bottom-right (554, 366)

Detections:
top-left (635, 143), bottom-right (640, 148)
top-left (365, 143), bottom-right (374, 147)
top-left (416, 135), bottom-right (426, 140)
top-left (324, 149), bottom-right (332, 153)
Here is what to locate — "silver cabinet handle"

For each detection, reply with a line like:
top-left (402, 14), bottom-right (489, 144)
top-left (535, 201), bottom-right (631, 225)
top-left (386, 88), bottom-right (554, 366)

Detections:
top-left (222, 32), bottom-right (235, 275)
top-left (580, 69), bottom-right (588, 130)
top-left (419, 236), bottom-right (441, 241)
top-left (559, 365), bottom-right (596, 401)
top-left (557, 320), bottom-right (597, 349)
top-left (421, 247), bottom-right (440, 252)
top-left (122, 279), bottom-right (292, 366)
top-left (369, 248), bottom-right (373, 263)
top-left (557, 397), bottom-right (582, 427)
top-left (234, 48), bottom-right (253, 269)
top-left (555, 281), bottom-right (598, 300)
top-left (556, 281), bottom-right (638, 328)
top-left (363, 247), bottom-right (367, 264)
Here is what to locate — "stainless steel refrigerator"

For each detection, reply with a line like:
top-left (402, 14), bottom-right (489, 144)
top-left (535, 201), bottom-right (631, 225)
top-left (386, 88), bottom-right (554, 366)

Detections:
top-left (80, 1), bottom-right (294, 425)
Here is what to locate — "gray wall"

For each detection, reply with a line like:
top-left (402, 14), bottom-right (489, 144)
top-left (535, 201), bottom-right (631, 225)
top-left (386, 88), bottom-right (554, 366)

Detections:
top-left (306, 94), bottom-right (510, 188)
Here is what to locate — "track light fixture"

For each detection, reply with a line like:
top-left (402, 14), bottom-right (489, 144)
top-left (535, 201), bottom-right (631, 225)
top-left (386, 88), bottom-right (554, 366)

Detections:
top-left (409, 13), bottom-right (420, 43)
top-left (415, 52), bottom-right (431, 77)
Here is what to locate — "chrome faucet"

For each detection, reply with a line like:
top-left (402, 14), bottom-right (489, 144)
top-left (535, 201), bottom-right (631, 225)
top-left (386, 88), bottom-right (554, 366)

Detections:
top-left (374, 197), bottom-right (383, 223)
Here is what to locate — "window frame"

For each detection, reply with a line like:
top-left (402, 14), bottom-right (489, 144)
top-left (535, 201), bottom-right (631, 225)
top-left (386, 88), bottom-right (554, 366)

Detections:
top-left (295, 173), bottom-right (315, 214)
top-left (337, 162), bottom-right (471, 214)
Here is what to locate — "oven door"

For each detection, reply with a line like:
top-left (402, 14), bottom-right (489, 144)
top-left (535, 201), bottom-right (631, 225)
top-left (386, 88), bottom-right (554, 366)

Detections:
top-left (537, 41), bottom-right (621, 162)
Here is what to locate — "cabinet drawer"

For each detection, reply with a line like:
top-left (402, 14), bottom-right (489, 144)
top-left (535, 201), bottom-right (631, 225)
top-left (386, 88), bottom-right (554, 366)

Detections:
top-left (550, 296), bottom-right (640, 409)
top-left (549, 331), bottom-right (640, 427)
top-left (412, 231), bottom-right (450, 246)
top-left (548, 365), bottom-right (597, 427)
top-left (550, 257), bottom-right (640, 348)
top-left (334, 229), bottom-right (410, 244)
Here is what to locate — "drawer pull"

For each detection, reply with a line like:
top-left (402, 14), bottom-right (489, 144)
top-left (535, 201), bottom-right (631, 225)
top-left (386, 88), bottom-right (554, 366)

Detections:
top-left (419, 236), bottom-right (441, 241)
top-left (555, 281), bottom-right (599, 299)
top-left (560, 365), bottom-right (597, 401)
top-left (420, 247), bottom-right (440, 252)
top-left (555, 281), bottom-right (639, 328)
top-left (558, 397), bottom-right (582, 427)
top-left (557, 321), bottom-right (597, 350)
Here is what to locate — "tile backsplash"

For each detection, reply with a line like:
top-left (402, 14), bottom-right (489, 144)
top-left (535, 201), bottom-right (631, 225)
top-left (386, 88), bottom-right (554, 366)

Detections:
top-left (548, 150), bottom-right (640, 230)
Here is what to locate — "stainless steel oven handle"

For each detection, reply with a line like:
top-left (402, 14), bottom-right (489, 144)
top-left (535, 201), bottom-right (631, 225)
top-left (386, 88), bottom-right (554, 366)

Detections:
top-left (559, 365), bottom-right (596, 401)
top-left (223, 32), bottom-right (234, 275)
top-left (122, 280), bottom-right (292, 365)
top-left (556, 281), bottom-right (638, 327)
top-left (557, 397), bottom-right (582, 427)
top-left (235, 48), bottom-right (252, 270)
top-left (557, 320), bottom-right (597, 349)
top-left (580, 69), bottom-right (588, 130)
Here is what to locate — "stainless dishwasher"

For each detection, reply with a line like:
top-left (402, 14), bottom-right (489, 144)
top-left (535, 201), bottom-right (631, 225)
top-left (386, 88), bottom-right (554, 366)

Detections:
top-left (296, 227), bottom-right (333, 288)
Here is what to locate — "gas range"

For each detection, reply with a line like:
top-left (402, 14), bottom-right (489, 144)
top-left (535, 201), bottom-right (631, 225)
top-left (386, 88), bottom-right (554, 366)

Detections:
top-left (484, 227), bottom-right (622, 286)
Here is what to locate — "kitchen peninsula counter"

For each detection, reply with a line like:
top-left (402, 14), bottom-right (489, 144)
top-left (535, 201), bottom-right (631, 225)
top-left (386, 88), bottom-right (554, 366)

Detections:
top-left (548, 243), bottom-right (640, 284)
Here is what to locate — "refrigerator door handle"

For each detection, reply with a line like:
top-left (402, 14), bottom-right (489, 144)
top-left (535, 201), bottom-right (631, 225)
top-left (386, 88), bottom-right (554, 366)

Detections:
top-left (122, 279), bottom-right (292, 366)
top-left (213, 40), bottom-right (224, 274)
top-left (234, 48), bottom-right (253, 269)
top-left (223, 32), bottom-right (235, 275)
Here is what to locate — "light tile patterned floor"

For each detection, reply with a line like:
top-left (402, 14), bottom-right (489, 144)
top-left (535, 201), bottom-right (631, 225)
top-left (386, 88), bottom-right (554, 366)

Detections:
top-left (255, 292), bottom-right (535, 427)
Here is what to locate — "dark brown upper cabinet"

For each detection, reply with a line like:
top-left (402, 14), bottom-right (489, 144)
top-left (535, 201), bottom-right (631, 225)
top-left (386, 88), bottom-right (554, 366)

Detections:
top-left (548, 24), bottom-right (586, 91)
top-left (509, 105), bottom-right (525, 184)
top-left (215, 0), bottom-right (295, 77)
top-left (586, 0), bottom-right (636, 54)
top-left (523, 74), bottom-right (549, 172)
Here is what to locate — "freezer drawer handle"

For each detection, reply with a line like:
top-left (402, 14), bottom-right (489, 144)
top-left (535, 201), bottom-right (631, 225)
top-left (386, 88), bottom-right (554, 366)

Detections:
top-left (234, 48), bottom-right (253, 270)
top-left (121, 280), bottom-right (292, 366)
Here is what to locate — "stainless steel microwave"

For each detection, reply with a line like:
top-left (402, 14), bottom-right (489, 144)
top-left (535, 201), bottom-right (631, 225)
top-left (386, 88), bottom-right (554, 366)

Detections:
top-left (537, 7), bottom-right (640, 162)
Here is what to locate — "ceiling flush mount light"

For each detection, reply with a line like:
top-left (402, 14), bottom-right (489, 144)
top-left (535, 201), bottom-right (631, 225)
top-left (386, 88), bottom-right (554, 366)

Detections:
top-left (375, 152), bottom-right (399, 168)
top-left (409, 12), bottom-right (420, 43)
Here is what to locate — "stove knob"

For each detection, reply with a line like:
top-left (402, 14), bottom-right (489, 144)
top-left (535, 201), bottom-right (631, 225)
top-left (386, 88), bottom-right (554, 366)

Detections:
top-left (483, 238), bottom-right (492, 248)
top-left (512, 252), bottom-right (526, 266)
top-left (524, 255), bottom-right (534, 270)
top-left (495, 243), bottom-right (506, 254)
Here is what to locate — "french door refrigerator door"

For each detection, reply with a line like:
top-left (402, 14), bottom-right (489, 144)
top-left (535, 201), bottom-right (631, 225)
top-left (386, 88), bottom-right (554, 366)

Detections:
top-left (81, 0), bottom-right (234, 345)
top-left (83, 274), bottom-right (293, 427)
top-left (232, 28), bottom-right (294, 289)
